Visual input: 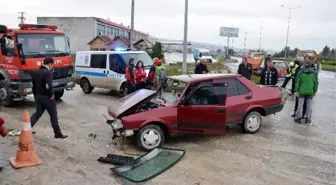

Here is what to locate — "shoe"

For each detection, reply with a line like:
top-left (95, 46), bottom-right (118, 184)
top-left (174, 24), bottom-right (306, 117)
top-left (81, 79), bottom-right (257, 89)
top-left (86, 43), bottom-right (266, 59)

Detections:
top-left (291, 113), bottom-right (296, 118)
top-left (294, 118), bottom-right (302, 123)
top-left (54, 134), bottom-right (68, 139)
top-left (32, 131), bottom-right (36, 134)
top-left (305, 119), bottom-right (311, 124)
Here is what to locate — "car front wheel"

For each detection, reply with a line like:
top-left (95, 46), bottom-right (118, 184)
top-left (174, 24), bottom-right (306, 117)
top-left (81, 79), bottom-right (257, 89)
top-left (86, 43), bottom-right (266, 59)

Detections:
top-left (243, 111), bottom-right (262, 134)
top-left (136, 125), bottom-right (165, 151)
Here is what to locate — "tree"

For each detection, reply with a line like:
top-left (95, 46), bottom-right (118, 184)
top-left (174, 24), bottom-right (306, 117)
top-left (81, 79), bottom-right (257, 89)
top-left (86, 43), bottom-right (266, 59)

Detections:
top-left (330, 48), bottom-right (336, 60)
top-left (148, 42), bottom-right (164, 60)
top-left (321, 45), bottom-right (330, 56)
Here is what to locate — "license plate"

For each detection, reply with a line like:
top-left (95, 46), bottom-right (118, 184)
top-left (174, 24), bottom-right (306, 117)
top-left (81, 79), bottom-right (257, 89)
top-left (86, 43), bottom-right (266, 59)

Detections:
top-left (52, 82), bottom-right (59, 87)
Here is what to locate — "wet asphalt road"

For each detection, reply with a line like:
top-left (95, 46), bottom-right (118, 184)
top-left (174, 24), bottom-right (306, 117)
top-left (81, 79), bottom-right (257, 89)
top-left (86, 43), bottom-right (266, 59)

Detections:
top-left (0, 63), bottom-right (335, 185)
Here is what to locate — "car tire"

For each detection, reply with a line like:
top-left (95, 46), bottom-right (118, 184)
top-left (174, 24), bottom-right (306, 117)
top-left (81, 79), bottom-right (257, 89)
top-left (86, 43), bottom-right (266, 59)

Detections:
top-left (54, 90), bottom-right (64, 100)
top-left (136, 125), bottom-right (165, 151)
top-left (243, 111), bottom-right (262, 134)
top-left (0, 85), bottom-right (13, 107)
top-left (119, 83), bottom-right (127, 97)
top-left (80, 78), bottom-right (93, 94)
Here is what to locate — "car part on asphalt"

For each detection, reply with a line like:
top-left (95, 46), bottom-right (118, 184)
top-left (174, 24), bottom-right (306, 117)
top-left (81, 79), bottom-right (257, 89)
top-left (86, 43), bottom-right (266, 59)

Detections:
top-left (97, 154), bottom-right (134, 166)
top-left (110, 147), bottom-right (185, 183)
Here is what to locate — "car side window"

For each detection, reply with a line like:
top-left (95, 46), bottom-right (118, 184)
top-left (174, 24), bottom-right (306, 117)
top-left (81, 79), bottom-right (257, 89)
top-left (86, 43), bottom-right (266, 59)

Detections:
top-left (109, 54), bottom-right (127, 74)
top-left (188, 83), bottom-right (226, 105)
top-left (214, 78), bottom-right (239, 97)
top-left (90, 54), bottom-right (107, 69)
top-left (236, 80), bottom-right (250, 95)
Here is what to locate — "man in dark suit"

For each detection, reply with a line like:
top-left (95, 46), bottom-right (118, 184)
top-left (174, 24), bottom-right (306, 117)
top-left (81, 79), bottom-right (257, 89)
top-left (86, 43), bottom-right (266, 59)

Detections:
top-left (30, 57), bottom-right (67, 139)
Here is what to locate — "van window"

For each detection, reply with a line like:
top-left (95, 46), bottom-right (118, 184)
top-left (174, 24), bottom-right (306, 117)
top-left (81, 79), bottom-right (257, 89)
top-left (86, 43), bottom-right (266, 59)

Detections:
top-left (109, 54), bottom-right (127, 74)
top-left (90, 54), bottom-right (107, 69)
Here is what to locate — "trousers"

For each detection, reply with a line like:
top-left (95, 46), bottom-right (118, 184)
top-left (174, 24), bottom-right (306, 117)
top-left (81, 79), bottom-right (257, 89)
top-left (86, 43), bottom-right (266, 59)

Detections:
top-left (30, 95), bottom-right (62, 136)
top-left (282, 77), bottom-right (295, 94)
top-left (296, 96), bottom-right (313, 119)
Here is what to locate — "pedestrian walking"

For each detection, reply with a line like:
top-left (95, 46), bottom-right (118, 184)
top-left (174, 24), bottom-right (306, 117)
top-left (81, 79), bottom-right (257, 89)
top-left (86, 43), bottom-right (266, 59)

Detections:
top-left (134, 60), bottom-right (147, 90)
top-left (282, 60), bottom-right (299, 95)
top-left (237, 57), bottom-right (253, 80)
top-left (30, 57), bottom-right (67, 139)
top-left (292, 60), bottom-right (307, 118)
top-left (125, 58), bottom-right (136, 94)
top-left (259, 60), bottom-right (278, 85)
top-left (294, 62), bottom-right (319, 124)
top-left (195, 59), bottom-right (209, 74)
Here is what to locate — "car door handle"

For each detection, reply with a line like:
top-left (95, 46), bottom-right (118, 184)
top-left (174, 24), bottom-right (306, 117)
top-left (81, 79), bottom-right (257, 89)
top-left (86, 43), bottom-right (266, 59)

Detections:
top-left (216, 109), bottom-right (225, 113)
top-left (245, 95), bottom-right (252, 100)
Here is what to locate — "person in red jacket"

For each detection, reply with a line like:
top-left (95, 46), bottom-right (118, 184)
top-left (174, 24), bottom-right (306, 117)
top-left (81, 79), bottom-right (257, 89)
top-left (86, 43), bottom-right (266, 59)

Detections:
top-left (134, 60), bottom-right (147, 90)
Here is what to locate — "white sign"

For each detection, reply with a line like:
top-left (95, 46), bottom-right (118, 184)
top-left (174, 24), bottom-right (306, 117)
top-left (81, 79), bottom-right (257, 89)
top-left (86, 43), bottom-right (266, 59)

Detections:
top-left (220, 27), bottom-right (239, 37)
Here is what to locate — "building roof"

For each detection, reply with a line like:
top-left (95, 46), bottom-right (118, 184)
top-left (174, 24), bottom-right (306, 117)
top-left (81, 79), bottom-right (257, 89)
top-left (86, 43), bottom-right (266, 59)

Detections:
top-left (134, 38), bottom-right (154, 46)
top-left (96, 18), bottom-right (148, 36)
top-left (113, 36), bottom-right (130, 46)
top-left (297, 50), bottom-right (316, 55)
top-left (87, 35), bottom-right (114, 45)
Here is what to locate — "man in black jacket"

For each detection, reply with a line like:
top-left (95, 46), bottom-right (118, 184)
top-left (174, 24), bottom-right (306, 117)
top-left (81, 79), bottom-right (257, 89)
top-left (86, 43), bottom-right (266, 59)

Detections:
top-left (194, 59), bottom-right (209, 74)
top-left (30, 57), bottom-right (67, 139)
top-left (259, 60), bottom-right (278, 85)
top-left (237, 57), bottom-right (252, 80)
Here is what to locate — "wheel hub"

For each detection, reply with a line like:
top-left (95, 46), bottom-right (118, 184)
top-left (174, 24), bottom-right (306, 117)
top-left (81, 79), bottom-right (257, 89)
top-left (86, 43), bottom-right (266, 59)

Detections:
top-left (0, 87), bottom-right (7, 100)
top-left (142, 130), bottom-right (160, 146)
top-left (247, 115), bottom-right (260, 131)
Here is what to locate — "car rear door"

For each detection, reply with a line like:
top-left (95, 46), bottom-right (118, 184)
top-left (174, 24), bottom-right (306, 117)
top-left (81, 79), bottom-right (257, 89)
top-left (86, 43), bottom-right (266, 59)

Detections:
top-left (177, 82), bottom-right (227, 135)
top-left (214, 77), bottom-right (252, 125)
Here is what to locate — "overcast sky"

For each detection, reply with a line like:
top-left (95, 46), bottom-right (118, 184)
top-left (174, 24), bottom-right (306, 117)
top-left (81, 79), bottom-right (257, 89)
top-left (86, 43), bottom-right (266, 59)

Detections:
top-left (1, 0), bottom-right (335, 51)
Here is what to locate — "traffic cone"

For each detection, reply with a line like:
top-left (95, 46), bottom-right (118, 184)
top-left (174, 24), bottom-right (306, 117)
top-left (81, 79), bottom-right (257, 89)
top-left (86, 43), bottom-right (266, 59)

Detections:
top-left (9, 110), bottom-right (42, 169)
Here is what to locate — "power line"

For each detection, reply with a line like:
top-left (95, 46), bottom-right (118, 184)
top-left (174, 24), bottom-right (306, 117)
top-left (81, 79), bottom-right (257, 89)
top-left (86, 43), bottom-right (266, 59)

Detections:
top-left (18, 12), bottom-right (26, 24)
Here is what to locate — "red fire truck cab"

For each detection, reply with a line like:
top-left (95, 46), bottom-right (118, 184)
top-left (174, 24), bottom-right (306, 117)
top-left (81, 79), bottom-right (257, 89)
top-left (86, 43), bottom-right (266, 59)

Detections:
top-left (0, 24), bottom-right (75, 107)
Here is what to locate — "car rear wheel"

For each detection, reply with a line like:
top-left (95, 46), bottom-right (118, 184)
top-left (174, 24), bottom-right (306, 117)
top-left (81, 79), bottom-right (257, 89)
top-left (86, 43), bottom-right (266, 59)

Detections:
top-left (80, 78), bottom-right (93, 94)
top-left (0, 85), bottom-right (13, 107)
top-left (137, 125), bottom-right (165, 151)
top-left (243, 111), bottom-right (262, 134)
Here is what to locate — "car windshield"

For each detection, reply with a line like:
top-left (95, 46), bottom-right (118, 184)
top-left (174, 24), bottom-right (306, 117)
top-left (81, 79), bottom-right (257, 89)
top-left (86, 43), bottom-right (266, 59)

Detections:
top-left (161, 79), bottom-right (187, 103)
top-left (200, 52), bottom-right (210, 56)
top-left (120, 53), bottom-right (153, 68)
top-left (17, 33), bottom-right (70, 58)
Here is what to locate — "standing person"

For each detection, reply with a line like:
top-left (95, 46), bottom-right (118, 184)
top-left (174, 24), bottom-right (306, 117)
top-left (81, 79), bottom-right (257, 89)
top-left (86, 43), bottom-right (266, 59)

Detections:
top-left (30, 57), bottom-right (67, 139)
top-left (134, 60), bottom-right (146, 90)
top-left (294, 62), bottom-right (318, 124)
top-left (147, 58), bottom-right (160, 89)
top-left (282, 61), bottom-right (299, 95)
top-left (237, 57), bottom-right (252, 80)
top-left (292, 60), bottom-right (306, 117)
top-left (125, 58), bottom-right (136, 94)
top-left (259, 60), bottom-right (278, 85)
top-left (154, 59), bottom-right (166, 90)
top-left (313, 58), bottom-right (321, 74)
top-left (195, 59), bottom-right (209, 74)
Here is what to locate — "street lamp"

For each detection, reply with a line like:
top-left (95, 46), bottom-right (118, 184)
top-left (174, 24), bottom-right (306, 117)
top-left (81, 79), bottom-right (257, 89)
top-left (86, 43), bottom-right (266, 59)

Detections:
top-left (243, 31), bottom-right (251, 53)
top-left (182, 0), bottom-right (189, 74)
top-left (130, 0), bottom-right (135, 50)
top-left (258, 20), bottom-right (263, 51)
top-left (281, 5), bottom-right (301, 58)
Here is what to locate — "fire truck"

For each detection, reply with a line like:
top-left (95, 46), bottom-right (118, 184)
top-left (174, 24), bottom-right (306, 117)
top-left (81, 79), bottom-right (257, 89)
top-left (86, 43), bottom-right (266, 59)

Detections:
top-left (0, 24), bottom-right (75, 107)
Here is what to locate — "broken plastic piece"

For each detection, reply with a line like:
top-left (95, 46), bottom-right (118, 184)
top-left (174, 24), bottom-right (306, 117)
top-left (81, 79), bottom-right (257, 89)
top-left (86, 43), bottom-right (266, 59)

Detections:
top-left (97, 154), bottom-right (134, 166)
top-left (111, 147), bottom-right (185, 183)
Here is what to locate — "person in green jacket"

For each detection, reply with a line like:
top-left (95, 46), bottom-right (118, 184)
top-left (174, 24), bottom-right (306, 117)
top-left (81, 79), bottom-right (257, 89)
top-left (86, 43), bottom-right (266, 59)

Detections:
top-left (294, 62), bottom-right (318, 124)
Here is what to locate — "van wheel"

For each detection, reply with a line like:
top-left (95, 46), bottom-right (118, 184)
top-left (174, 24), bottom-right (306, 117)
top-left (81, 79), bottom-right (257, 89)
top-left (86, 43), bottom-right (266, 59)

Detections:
top-left (243, 111), bottom-right (262, 134)
top-left (119, 83), bottom-right (127, 97)
top-left (0, 85), bottom-right (13, 107)
top-left (54, 90), bottom-right (64, 100)
top-left (137, 125), bottom-right (165, 151)
top-left (80, 78), bottom-right (93, 94)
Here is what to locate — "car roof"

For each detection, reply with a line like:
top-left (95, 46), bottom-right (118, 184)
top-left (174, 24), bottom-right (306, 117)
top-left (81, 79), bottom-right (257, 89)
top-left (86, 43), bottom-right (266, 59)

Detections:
top-left (168, 74), bottom-right (240, 83)
top-left (76, 51), bottom-right (146, 54)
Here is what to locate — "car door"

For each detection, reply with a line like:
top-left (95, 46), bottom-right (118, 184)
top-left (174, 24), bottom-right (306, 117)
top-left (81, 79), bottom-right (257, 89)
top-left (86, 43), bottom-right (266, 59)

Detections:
top-left (88, 54), bottom-right (108, 88)
top-left (107, 54), bottom-right (127, 90)
top-left (177, 82), bottom-right (227, 135)
top-left (215, 77), bottom-right (252, 125)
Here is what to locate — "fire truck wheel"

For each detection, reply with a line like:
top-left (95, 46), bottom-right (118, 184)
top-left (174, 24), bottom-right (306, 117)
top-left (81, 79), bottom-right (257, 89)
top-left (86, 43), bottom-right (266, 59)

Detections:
top-left (0, 85), bottom-right (13, 107)
top-left (54, 90), bottom-right (64, 100)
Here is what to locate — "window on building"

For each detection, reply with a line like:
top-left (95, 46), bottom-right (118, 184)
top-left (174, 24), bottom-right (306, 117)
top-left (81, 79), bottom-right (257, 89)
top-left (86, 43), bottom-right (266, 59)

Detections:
top-left (187, 83), bottom-right (227, 105)
top-left (114, 28), bottom-right (120, 36)
top-left (97, 24), bottom-right (105, 35)
top-left (106, 27), bottom-right (113, 35)
top-left (109, 54), bottom-right (127, 74)
top-left (120, 30), bottom-right (125, 37)
top-left (90, 54), bottom-right (107, 69)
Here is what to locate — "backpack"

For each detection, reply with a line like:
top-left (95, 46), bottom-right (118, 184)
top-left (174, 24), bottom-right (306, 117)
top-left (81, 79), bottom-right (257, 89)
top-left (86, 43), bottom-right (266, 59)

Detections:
top-left (155, 66), bottom-right (166, 85)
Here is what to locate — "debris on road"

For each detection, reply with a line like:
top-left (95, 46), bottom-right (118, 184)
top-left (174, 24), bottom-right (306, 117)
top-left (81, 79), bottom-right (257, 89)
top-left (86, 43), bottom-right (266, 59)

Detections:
top-left (110, 147), bottom-right (185, 183)
top-left (97, 154), bottom-right (134, 166)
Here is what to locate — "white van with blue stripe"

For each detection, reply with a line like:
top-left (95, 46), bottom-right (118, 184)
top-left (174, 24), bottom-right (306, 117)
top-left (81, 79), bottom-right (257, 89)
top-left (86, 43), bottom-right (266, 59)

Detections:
top-left (75, 50), bottom-right (153, 96)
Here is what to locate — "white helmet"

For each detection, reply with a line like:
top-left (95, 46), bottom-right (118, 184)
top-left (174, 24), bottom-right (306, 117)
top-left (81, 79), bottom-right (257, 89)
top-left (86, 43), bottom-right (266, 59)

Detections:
top-left (289, 61), bottom-right (294, 67)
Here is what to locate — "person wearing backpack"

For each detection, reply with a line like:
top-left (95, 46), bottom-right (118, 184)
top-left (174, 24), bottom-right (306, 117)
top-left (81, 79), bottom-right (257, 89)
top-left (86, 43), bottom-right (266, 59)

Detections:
top-left (154, 60), bottom-right (167, 90)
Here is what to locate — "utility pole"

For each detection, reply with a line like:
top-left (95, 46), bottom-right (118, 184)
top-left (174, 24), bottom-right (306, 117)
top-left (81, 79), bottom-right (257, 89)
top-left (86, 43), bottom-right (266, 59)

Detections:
top-left (243, 31), bottom-right (249, 53)
top-left (226, 36), bottom-right (230, 56)
top-left (18, 12), bottom-right (26, 24)
top-left (281, 5), bottom-right (301, 58)
top-left (258, 21), bottom-right (263, 51)
top-left (182, 0), bottom-right (189, 74)
top-left (130, 0), bottom-right (135, 50)
top-left (231, 38), bottom-right (234, 50)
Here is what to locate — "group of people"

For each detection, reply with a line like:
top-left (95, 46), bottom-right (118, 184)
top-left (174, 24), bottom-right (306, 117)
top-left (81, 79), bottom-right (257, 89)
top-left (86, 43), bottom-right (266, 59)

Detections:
top-left (125, 57), bottom-right (166, 94)
top-left (238, 55), bottom-right (319, 124)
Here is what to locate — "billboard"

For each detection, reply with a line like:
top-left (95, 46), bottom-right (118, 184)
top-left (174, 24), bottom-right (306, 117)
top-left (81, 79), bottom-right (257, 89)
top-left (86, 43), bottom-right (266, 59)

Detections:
top-left (220, 27), bottom-right (239, 37)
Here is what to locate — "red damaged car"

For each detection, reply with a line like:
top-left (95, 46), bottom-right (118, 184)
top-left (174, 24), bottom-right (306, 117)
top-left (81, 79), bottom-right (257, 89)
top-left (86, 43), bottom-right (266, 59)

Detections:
top-left (107, 74), bottom-right (288, 151)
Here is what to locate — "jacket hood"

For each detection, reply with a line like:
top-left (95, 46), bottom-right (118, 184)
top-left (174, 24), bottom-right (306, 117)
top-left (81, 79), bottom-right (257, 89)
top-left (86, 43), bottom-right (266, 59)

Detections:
top-left (302, 68), bottom-right (315, 74)
top-left (154, 60), bottom-right (162, 66)
top-left (108, 89), bottom-right (157, 118)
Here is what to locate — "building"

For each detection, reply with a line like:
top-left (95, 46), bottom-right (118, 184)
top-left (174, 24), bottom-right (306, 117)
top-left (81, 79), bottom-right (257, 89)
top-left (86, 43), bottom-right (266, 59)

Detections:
top-left (296, 50), bottom-right (317, 58)
top-left (88, 35), bottom-right (130, 51)
top-left (37, 17), bottom-right (149, 52)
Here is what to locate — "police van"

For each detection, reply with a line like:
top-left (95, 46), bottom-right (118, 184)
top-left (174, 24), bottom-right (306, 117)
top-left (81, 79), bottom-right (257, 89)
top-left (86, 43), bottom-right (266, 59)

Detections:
top-left (75, 50), bottom-right (153, 96)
